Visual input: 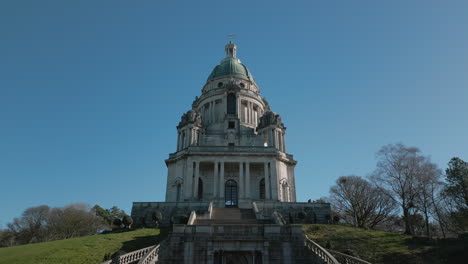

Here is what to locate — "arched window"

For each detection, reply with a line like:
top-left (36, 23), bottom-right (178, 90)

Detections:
top-left (176, 184), bottom-right (181, 202)
top-left (181, 132), bottom-right (186, 149)
top-left (197, 178), bottom-right (203, 201)
top-left (281, 181), bottom-right (290, 202)
top-left (259, 178), bottom-right (266, 199)
top-left (227, 94), bottom-right (236, 115)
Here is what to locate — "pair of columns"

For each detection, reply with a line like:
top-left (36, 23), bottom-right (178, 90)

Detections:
top-left (207, 101), bottom-right (217, 124)
top-left (241, 101), bottom-right (259, 126)
top-left (213, 161), bottom-right (250, 200)
top-left (185, 160), bottom-right (274, 201)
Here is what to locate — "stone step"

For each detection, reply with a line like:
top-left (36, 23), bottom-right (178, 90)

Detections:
top-left (211, 208), bottom-right (256, 220)
top-left (194, 208), bottom-right (259, 225)
top-left (194, 219), bottom-right (259, 225)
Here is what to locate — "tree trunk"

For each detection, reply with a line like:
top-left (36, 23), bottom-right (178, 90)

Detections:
top-left (424, 210), bottom-right (430, 237)
top-left (403, 207), bottom-right (413, 235)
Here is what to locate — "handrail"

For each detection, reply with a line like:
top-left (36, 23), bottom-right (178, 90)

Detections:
top-left (137, 244), bottom-right (161, 264)
top-left (101, 245), bottom-right (156, 264)
top-left (272, 211), bottom-right (285, 225)
top-left (304, 236), bottom-right (340, 264)
top-left (208, 201), bottom-right (213, 219)
top-left (252, 201), bottom-right (259, 214)
top-left (328, 249), bottom-right (372, 264)
top-left (187, 210), bottom-right (197, 225)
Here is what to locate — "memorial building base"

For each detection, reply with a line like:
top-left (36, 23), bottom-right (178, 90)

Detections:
top-left (131, 201), bottom-right (331, 227)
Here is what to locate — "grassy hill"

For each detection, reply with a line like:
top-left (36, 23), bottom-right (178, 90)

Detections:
top-left (0, 228), bottom-right (167, 264)
top-left (303, 224), bottom-right (467, 264)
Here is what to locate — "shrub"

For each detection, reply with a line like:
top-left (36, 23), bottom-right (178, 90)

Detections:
top-left (152, 211), bottom-right (163, 228)
top-left (112, 218), bottom-right (122, 228)
top-left (298, 211), bottom-right (307, 219)
top-left (122, 215), bottom-right (133, 229)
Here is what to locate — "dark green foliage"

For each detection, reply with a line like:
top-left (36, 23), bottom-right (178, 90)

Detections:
top-left (92, 205), bottom-right (127, 226)
top-left (152, 211), bottom-right (163, 227)
top-left (178, 215), bottom-right (189, 225)
top-left (444, 157), bottom-right (468, 230)
top-left (152, 211), bottom-right (162, 221)
top-left (121, 215), bottom-right (133, 229)
top-left (112, 218), bottom-right (122, 228)
top-left (298, 211), bottom-right (307, 219)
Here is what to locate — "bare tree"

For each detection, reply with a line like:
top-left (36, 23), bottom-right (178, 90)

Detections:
top-left (414, 161), bottom-right (442, 237)
top-left (6, 205), bottom-right (50, 244)
top-left (330, 175), bottom-right (396, 228)
top-left (371, 143), bottom-right (425, 235)
top-left (47, 203), bottom-right (104, 240)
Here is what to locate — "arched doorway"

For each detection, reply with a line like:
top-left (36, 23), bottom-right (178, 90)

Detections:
top-left (225, 180), bottom-right (238, 207)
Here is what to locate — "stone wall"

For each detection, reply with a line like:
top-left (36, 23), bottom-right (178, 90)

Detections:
top-left (131, 201), bottom-right (331, 227)
top-left (159, 224), bottom-right (309, 264)
top-left (131, 201), bottom-right (210, 227)
top-left (253, 201), bottom-right (331, 224)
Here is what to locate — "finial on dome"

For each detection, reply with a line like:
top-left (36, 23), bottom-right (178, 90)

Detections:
top-left (225, 41), bottom-right (237, 58)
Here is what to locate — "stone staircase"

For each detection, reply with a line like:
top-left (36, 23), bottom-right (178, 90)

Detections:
top-left (194, 208), bottom-right (258, 225)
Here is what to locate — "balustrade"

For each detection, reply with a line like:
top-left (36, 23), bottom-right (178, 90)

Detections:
top-left (138, 245), bottom-right (160, 264)
top-left (101, 245), bottom-right (159, 264)
top-left (328, 249), bottom-right (372, 264)
top-left (304, 236), bottom-right (340, 264)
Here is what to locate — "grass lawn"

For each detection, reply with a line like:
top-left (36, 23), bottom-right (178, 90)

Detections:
top-left (303, 224), bottom-right (467, 264)
top-left (0, 228), bottom-right (168, 264)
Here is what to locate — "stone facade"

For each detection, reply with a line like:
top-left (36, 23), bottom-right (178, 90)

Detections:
top-left (167, 42), bottom-right (297, 208)
top-left (130, 42), bottom-right (332, 263)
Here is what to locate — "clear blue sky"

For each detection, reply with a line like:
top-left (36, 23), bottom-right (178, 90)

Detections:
top-left (1, 0), bottom-right (467, 226)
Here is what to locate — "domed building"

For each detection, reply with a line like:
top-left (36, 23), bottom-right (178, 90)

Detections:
top-left (131, 42), bottom-right (331, 264)
top-left (166, 42), bottom-right (296, 207)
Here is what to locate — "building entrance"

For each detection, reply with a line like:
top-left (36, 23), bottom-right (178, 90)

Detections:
top-left (224, 180), bottom-right (238, 207)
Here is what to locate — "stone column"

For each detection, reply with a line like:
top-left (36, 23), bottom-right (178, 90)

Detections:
top-left (213, 162), bottom-right (219, 198)
top-left (247, 101), bottom-right (251, 124)
top-left (282, 132), bottom-right (285, 152)
top-left (211, 101), bottom-right (215, 123)
top-left (237, 94), bottom-right (241, 118)
top-left (185, 159), bottom-right (193, 200)
top-left (245, 162), bottom-right (250, 199)
top-left (275, 130), bottom-right (279, 150)
top-left (239, 162), bottom-right (244, 199)
top-left (193, 161), bottom-right (200, 200)
top-left (219, 162), bottom-right (225, 199)
top-left (177, 131), bottom-right (181, 151)
top-left (268, 129), bottom-right (274, 148)
top-left (264, 162), bottom-right (271, 199)
top-left (270, 160), bottom-right (278, 200)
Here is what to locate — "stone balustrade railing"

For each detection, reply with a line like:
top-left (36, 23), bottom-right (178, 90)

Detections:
top-left (187, 210), bottom-right (197, 225)
top-left (328, 249), bottom-right (372, 264)
top-left (101, 245), bottom-right (157, 264)
top-left (305, 236), bottom-right (340, 264)
top-left (137, 244), bottom-right (160, 264)
top-left (208, 201), bottom-right (213, 219)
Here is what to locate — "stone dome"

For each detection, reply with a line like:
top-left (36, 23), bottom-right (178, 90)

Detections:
top-left (206, 42), bottom-right (255, 82)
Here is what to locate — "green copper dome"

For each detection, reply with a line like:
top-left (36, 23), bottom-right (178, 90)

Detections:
top-left (207, 42), bottom-right (255, 82)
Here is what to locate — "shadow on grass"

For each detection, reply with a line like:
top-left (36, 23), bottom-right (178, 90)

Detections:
top-left (119, 228), bottom-right (170, 253)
